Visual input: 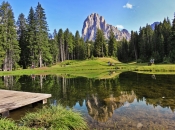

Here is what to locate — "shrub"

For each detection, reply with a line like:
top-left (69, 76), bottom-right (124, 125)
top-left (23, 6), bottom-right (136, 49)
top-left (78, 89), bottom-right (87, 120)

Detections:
top-left (20, 105), bottom-right (88, 130)
top-left (0, 118), bottom-right (17, 130)
top-left (137, 59), bottom-right (142, 63)
top-left (0, 118), bottom-right (33, 130)
top-left (163, 56), bottom-right (170, 64)
top-left (91, 55), bottom-right (95, 60)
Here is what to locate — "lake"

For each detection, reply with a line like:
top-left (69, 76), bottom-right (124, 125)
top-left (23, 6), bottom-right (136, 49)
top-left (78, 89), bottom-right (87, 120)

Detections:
top-left (1, 72), bottom-right (175, 129)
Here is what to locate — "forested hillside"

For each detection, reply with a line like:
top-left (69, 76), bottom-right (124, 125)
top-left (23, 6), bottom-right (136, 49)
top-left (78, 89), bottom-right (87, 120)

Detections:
top-left (118, 17), bottom-right (175, 63)
top-left (0, 1), bottom-right (175, 70)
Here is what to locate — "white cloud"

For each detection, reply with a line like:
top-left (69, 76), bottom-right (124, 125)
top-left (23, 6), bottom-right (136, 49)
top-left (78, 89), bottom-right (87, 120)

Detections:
top-left (123, 3), bottom-right (133, 9)
top-left (116, 25), bottom-right (124, 29)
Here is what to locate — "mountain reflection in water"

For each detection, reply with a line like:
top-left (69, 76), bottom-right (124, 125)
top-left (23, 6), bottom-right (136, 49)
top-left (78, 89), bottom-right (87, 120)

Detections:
top-left (86, 91), bottom-right (136, 122)
top-left (1, 72), bottom-right (175, 129)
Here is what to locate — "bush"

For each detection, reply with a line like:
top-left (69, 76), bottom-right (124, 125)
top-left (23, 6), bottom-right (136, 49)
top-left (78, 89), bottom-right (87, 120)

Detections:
top-left (0, 118), bottom-right (33, 130)
top-left (0, 118), bottom-right (17, 130)
top-left (163, 56), bottom-right (170, 64)
top-left (91, 55), bottom-right (94, 60)
top-left (1, 105), bottom-right (88, 130)
top-left (20, 105), bottom-right (88, 130)
top-left (137, 59), bottom-right (143, 63)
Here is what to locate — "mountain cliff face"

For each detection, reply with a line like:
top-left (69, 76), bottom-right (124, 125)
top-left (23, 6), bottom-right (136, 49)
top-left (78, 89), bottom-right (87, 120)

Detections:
top-left (150, 22), bottom-right (160, 30)
top-left (82, 13), bottom-right (130, 41)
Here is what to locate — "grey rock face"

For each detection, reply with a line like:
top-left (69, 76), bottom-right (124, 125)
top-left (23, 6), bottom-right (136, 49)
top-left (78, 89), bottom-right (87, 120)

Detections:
top-left (150, 22), bottom-right (160, 30)
top-left (82, 13), bottom-right (130, 41)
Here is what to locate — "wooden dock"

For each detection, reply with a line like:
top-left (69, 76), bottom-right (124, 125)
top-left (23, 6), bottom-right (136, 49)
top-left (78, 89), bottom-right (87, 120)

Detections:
top-left (0, 89), bottom-right (51, 117)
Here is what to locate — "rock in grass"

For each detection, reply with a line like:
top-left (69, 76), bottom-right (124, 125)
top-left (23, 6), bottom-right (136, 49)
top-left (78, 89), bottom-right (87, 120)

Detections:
top-left (137, 123), bottom-right (143, 128)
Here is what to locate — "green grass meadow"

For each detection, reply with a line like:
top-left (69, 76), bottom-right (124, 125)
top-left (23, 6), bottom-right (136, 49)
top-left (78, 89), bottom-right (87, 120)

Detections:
top-left (0, 58), bottom-right (175, 77)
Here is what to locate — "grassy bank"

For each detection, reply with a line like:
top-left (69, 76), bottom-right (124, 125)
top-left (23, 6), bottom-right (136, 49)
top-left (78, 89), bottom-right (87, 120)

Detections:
top-left (0, 105), bottom-right (88, 130)
top-left (0, 118), bottom-right (33, 130)
top-left (0, 58), bottom-right (175, 77)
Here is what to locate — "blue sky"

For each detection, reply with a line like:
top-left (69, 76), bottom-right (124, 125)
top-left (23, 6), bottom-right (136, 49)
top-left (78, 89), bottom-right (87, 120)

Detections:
top-left (5, 0), bottom-right (175, 35)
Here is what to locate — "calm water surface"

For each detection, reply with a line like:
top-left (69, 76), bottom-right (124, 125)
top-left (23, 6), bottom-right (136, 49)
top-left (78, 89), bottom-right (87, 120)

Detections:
top-left (1, 72), bottom-right (175, 129)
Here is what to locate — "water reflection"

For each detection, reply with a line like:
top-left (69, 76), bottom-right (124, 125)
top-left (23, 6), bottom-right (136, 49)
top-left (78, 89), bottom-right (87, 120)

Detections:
top-left (1, 72), bottom-right (175, 129)
top-left (86, 91), bottom-right (136, 122)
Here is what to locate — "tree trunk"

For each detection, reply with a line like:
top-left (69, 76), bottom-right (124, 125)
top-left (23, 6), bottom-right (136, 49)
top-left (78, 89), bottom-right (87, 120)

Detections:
top-left (62, 77), bottom-right (67, 98)
top-left (10, 51), bottom-right (13, 70)
top-left (134, 43), bottom-right (137, 62)
top-left (4, 76), bottom-right (13, 89)
top-left (3, 53), bottom-right (8, 71)
top-left (39, 52), bottom-right (42, 67)
top-left (60, 40), bottom-right (63, 62)
top-left (40, 75), bottom-right (43, 90)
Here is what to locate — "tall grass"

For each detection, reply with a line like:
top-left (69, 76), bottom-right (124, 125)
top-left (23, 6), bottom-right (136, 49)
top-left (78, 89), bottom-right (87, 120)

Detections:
top-left (0, 118), bottom-right (33, 130)
top-left (20, 105), bottom-right (88, 130)
top-left (0, 118), bottom-right (18, 130)
top-left (0, 105), bottom-right (88, 130)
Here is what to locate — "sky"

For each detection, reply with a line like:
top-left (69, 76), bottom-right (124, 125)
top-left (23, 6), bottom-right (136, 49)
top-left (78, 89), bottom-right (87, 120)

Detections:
top-left (4, 0), bottom-right (175, 35)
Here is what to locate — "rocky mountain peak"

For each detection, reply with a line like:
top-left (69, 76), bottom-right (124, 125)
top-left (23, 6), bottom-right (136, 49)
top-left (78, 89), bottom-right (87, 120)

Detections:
top-left (82, 13), bottom-right (130, 41)
top-left (150, 22), bottom-right (160, 30)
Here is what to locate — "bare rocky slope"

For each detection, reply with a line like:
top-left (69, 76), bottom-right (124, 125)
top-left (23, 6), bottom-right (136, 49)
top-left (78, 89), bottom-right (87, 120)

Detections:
top-left (82, 13), bottom-right (130, 41)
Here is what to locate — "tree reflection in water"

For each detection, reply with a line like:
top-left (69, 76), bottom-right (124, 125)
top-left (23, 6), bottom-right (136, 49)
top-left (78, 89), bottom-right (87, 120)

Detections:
top-left (1, 72), bottom-right (175, 129)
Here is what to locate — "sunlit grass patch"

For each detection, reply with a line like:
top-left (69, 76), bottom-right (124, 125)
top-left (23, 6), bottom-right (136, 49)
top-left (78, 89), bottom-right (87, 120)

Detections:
top-left (0, 58), bottom-right (175, 77)
top-left (0, 118), bottom-right (32, 130)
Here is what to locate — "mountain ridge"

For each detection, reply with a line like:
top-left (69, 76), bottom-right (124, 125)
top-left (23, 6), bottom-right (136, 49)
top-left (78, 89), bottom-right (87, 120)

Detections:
top-left (82, 13), bottom-right (131, 41)
top-left (150, 22), bottom-right (160, 30)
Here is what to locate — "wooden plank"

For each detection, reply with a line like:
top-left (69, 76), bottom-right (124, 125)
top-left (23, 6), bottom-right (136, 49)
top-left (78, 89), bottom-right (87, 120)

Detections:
top-left (0, 89), bottom-right (51, 114)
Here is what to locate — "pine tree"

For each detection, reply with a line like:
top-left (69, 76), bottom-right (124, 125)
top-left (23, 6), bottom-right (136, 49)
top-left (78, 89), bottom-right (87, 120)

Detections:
top-left (79, 38), bottom-right (86, 60)
top-left (94, 29), bottom-right (106, 57)
top-left (170, 14), bottom-right (175, 63)
top-left (162, 18), bottom-right (171, 57)
top-left (17, 13), bottom-right (28, 68)
top-left (129, 31), bottom-right (139, 62)
top-left (58, 29), bottom-right (64, 62)
top-left (35, 2), bottom-right (51, 67)
top-left (0, 2), bottom-right (6, 66)
top-left (86, 40), bottom-right (94, 58)
top-left (49, 30), bottom-right (58, 64)
top-left (27, 7), bottom-right (37, 67)
top-left (139, 28), bottom-right (147, 61)
top-left (64, 28), bottom-right (71, 60)
top-left (145, 25), bottom-right (153, 60)
top-left (68, 32), bottom-right (74, 60)
top-left (0, 1), bottom-right (20, 71)
top-left (74, 31), bottom-right (81, 59)
top-left (108, 28), bottom-right (117, 57)
top-left (117, 39), bottom-right (129, 62)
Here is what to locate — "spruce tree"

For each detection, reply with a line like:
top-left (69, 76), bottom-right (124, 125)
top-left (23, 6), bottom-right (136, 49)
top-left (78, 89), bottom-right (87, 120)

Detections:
top-left (68, 32), bottom-right (74, 60)
top-left (17, 13), bottom-right (28, 68)
top-left (27, 7), bottom-right (37, 67)
top-left (108, 28), bottom-right (117, 57)
top-left (162, 18), bottom-right (171, 57)
top-left (64, 28), bottom-right (70, 60)
top-left (139, 28), bottom-right (147, 61)
top-left (0, 1), bottom-right (20, 70)
top-left (74, 31), bottom-right (81, 59)
top-left (35, 2), bottom-right (51, 67)
top-left (48, 31), bottom-right (58, 64)
top-left (50, 29), bottom-right (59, 63)
top-left (79, 38), bottom-right (86, 60)
top-left (58, 29), bottom-right (64, 62)
top-left (0, 2), bottom-right (6, 66)
top-left (129, 31), bottom-right (136, 61)
top-left (170, 15), bottom-right (175, 63)
top-left (94, 29), bottom-right (105, 57)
